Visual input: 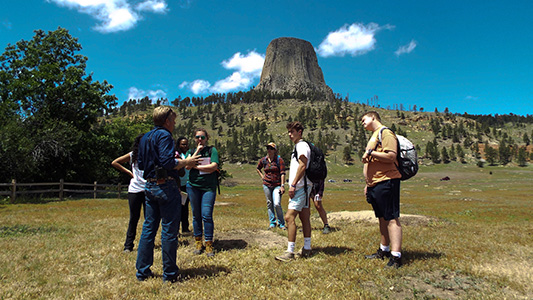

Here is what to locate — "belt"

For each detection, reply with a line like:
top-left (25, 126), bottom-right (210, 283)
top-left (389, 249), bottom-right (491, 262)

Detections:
top-left (146, 177), bottom-right (176, 184)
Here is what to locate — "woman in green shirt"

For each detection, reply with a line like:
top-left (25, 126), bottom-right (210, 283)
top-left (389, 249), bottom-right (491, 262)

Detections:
top-left (186, 128), bottom-right (219, 257)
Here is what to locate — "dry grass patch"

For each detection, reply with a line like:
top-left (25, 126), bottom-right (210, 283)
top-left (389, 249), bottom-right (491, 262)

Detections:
top-left (328, 210), bottom-right (435, 226)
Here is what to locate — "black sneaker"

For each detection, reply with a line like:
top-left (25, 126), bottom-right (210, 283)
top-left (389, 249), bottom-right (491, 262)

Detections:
top-left (386, 255), bottom-right (402, 268)
top-left (365, 248), bottom-right (391, 260)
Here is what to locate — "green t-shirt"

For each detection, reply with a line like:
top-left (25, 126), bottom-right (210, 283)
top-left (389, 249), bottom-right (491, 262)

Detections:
top-left (188, 146), bottom-right (219, 191)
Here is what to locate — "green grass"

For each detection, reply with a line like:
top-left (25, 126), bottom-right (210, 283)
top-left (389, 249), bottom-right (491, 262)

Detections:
top-left (1, 164), bottom-right (532, 299)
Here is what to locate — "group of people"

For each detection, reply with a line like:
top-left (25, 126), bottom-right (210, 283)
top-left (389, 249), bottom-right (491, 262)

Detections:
top-left (113, 107), bottom-right (404, 282)
top-left (112, 106), bottom-right (219, 282)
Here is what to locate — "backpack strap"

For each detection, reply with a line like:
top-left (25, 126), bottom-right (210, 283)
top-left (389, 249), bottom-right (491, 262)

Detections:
top-left (292, 141), bottom-right (309, 195)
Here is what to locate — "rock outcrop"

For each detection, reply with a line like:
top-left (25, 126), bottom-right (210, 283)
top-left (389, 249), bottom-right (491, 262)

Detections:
top-left (255, 37), bottom-right (334, 100)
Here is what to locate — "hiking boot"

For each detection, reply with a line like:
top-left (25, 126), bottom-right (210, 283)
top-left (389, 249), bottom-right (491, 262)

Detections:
top-left (205, 241), bottom-right (215, 257)
top-left (322, 224), bottom-right (331, 234)
top-left (386, 255), bottom-right (402, 269)
top-left (275, 251), bottom-right (295, 262)
top-left (365, 248), bottom-right (391, 260)
top-left (295, 247), bottom-right (312, 259)
top-left (193, 237), bottom-right (204, 255)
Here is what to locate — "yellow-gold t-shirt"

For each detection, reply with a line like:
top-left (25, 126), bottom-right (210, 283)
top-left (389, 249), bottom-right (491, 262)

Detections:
top-left (365, 126), bottom-right (401, 187)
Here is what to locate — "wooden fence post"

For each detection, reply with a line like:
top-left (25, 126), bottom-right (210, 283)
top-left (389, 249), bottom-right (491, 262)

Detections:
top-left (59, 179), bottom-right (64, 201)
top-left (94, 181), bottom-right (97, 199)
top-left (11, 179), bottom-right (16, 204)
top-left (117, 183), bottom-right (121, 199)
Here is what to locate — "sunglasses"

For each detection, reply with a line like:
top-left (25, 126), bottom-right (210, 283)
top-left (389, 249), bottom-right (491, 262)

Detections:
top-left (267, 146), bottom-right (275, 150)
top-left (164, 108), bottom-right (173, 120)
top-left (195, 135), bottom-right (206, 140)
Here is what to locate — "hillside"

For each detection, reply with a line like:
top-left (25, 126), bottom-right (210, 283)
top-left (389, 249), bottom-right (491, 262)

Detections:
top-left (116, 95), bottom-right (533, 177)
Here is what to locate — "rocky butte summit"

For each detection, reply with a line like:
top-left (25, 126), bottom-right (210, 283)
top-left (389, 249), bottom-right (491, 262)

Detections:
top-left (255, 37), bottom-right (334, 101)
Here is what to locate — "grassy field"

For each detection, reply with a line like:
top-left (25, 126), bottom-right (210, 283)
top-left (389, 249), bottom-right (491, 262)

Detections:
top-left (1, 163), bottom-right (532, 299)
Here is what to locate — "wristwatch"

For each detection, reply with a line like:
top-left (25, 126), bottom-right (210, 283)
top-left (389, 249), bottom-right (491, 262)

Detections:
top-left (366, 149), bottom-right (373, 156)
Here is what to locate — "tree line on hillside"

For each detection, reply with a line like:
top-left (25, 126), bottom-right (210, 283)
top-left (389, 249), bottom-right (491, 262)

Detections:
top-left (1, 28), bottom-right (532, 189)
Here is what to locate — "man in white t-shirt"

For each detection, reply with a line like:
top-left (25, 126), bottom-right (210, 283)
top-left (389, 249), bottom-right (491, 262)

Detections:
top-left (275, 121), bottom-right (312, 262)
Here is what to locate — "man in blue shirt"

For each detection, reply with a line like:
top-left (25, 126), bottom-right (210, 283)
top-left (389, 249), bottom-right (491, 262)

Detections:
top-left (136, 106), bottom-right (199, 282)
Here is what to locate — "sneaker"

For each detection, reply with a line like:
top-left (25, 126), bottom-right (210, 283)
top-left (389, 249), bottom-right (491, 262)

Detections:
top-left (275, 251), bottom-right (295, 262)
top-left (322, 224), bottom-right (331, 234)
top-left (205, 241), bottom-right (215, 257)
top-left (365, 248), bottom-right (391, 260)
top-left (123, 248), bottom-right (134, 253)
top-left (279, 226), bottom-right (287, 231)
top-left (268, 225), bottom-right (276, 230)
top-left (386, 255), bottom-right (402, 268)
top-left (295, 247), bottom-right (312, 258)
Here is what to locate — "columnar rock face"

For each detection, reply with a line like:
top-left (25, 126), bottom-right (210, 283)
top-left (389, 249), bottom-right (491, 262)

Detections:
top-left (255, 37), bottom-right (334, 100)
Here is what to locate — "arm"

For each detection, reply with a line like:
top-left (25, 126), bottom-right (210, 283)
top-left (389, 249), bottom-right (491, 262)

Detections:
top-left (256, 159), bottom-right (264, 179)
top-left (288, 155), bottom-right (308, 198)
top-left (256, 168), bottom-right (264, 179)
top-left (363, 149), bottom-right (396, 163)
top-left (174, 154), bottom-right (201, 170)
top-left (279, 157), bottom-right (286, 194)
top-left (111, 153), bottom-right (133, 178)
top-left (195, 162), bottom-right (219, 173)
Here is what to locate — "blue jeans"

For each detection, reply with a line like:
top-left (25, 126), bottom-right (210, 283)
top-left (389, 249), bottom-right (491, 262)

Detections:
top-left (136, 180), bottom-right (181, 281)
top-left (187, 183), bottom-right (216, 241)
top-left (263, 185), bottom-right (285, 227)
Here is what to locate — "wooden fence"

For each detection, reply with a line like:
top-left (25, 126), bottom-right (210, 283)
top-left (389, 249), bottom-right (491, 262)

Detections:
top-left (0, 179), bottom-right (127, 203)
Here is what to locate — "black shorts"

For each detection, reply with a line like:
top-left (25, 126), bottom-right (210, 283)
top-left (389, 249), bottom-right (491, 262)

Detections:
top-left (366, 179), bottom-right (400, 221)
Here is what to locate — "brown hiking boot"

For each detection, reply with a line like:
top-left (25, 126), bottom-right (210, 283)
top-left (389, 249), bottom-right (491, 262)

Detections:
top-left (205, 241), bottom-right (215, 257)
top-left (193, 237), bottom-right (204, 255)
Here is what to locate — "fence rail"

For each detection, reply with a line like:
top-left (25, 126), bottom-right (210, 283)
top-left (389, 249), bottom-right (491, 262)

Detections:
top-left (0, 179), bottom-right (127, 203)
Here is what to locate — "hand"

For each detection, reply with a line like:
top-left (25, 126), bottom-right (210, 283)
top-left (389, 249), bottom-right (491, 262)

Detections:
top-left (185, 154), bottom-right (201, 168)
top-left (362, 149), bottom-right (372, 163)
top-left (196, 143), bottom-right (204, 152)
top-left (280, 186), bottom-right (285, 195)
top-left (288, 185), bottom-right (295, 198)
top-left (364, 185), bottom-right (367, 196)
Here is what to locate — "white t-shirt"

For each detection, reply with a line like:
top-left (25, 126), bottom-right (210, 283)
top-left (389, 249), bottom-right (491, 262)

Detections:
top-left (289, 140), bottom-right (311, 190)
top-left (129, 152), bottom-right (146, 193)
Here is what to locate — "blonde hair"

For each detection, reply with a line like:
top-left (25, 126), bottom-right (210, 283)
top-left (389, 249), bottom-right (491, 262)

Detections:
top-left (153, 106), bottom-right (176, 126)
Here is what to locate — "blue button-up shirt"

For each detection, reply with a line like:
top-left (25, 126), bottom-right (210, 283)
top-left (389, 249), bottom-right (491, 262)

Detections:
top-left (138, 126), bottom-right (179, 179)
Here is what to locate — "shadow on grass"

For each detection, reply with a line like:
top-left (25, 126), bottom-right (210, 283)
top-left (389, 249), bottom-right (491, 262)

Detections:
top-left (180, 265), bottom-right (232, 280)
top-left (312, 246), bottom-right (353, 256)
top-left (403, 250), bottom-right (444, 265)
top-left (215, 239), bottom-right (248, 251)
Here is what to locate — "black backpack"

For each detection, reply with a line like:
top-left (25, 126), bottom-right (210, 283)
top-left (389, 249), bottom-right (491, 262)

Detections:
top-left (377, 127), bottom-right (418, 181)
top-left (293, 141), bottom-right (327, 182)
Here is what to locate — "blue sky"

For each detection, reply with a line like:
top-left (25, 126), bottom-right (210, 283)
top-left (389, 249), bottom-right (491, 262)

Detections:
top-left (1, 0), bottom-right (532, 116)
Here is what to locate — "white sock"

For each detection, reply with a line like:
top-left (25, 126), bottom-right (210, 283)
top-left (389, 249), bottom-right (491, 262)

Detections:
top-left (380, 244), bottom-right (390, 252)
top-left (391, 251), bottom-right (401, 258)
top-left (303, 237), bottom-right (311, 250)
top-left (287, 242), bottom-right (295, 253)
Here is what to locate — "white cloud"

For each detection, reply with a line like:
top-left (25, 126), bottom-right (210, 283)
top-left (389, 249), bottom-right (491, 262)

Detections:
top-left (180, 51), bottom-right (265, 95)
top-left (317, 23), bottom-right (394, 57)
top-left (465, 96), bottom-right (479, 101)
top-left (394, 40), bottom-right (417, 57)
top-left (128, 86), bottom-right (167, 100)
top-left (136, 0), bottom-right (168, 13)
top-left (47, 0), bottom-right (168, 33)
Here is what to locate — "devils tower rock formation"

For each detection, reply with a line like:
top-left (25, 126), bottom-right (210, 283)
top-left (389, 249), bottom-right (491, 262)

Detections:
top-left (255, 37), bottom-right (334, 100)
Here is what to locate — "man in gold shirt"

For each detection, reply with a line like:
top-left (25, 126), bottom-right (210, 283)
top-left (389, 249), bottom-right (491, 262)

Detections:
top-left (361, 111), bottom-right (403, 268)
